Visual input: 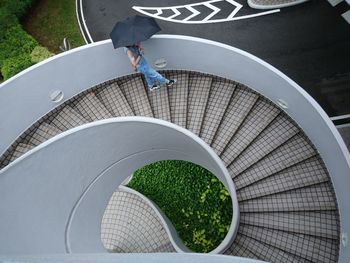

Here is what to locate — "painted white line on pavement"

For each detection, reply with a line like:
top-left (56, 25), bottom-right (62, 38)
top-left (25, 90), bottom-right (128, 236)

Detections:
top-left (133, 0), bottom-right (279, 25)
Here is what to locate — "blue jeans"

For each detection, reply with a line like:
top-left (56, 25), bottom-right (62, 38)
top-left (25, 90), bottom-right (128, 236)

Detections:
top-left (136, 58), bottom-right (168, 88)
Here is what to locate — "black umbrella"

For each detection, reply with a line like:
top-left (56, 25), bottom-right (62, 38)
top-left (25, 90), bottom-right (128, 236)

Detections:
top-left (110, 15), bottom-right (161, 49)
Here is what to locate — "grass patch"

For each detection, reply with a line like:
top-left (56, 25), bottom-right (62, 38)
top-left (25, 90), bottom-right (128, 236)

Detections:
top-left (127, 160), bottom-right (232, 253)
top-left (23, 0), bottom-right (84, 52)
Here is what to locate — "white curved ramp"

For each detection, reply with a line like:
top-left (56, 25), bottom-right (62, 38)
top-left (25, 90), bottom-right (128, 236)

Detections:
top-left (0, 118), bottom-right (238, 254)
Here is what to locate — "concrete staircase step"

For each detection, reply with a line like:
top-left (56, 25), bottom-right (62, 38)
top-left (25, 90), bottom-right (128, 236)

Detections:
top-left (187, 75), bottom-right (212, 135)
top-left (147, 85), bottom-right (171, 122)
top-left (221, 98), bottom-right (280, 166)
top-left (228, 114), bottom-right (299, 176)
top-left (51, 105), bottom-right (89, 130)
top-left (239, 224), bottom-right (338, 263)
top-left (118, 77), bottom-right (153, 117)
top-left (237, 156), bottom-right (329, 200)
top-left (239, 182), bottom-right (337, 212)
top-left (74, 92), bottom-right (113, 121)
top-left (96, 81), bottom-right (134, 117)
top-left (240, 210), bottom-right (339, 239)
top-left (9, 143), bottom-right (34, 162)
top-left (211, 86), bottom-right (259, 155)
top-left (233, 134), bottom-right (316, 187)
top-left (167, 72), bottom-right (189, 128)
top-left (28, 122), bottom-right (63, 145)
top-left (199, 80), bottom-right (236, 145)
top-left (233, 234), bottom-right (308, 263)
top-left (224, 241), bottom-right (260, 259)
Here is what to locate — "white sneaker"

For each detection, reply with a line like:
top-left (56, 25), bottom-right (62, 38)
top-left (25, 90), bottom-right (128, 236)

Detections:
top-left (167, 79), bottom-right (177, 87)
top-left (149, 84), bottom-right (161, 91)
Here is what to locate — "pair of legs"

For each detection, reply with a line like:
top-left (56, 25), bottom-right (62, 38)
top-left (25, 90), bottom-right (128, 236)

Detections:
top-left (136, 58), bottom-right (169, 89)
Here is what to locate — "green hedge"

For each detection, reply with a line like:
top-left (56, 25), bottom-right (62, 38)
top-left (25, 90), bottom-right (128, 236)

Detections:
top-left (1, 54), bottom-right (33, 80)
top-left (0, 24), bottom-right (38, 66)
top-left (30, 46), bottom-right (54, 63)
top-left (0, 0), bottom-right (45, 80)
top-left (0, 0), bottom-right (36, 19)
top-left (127, 160), bottom-right (232, 253)
top-left (0, 24), bottom-right (38, 79)
top-left (0, 9), bottom-right (17, 39)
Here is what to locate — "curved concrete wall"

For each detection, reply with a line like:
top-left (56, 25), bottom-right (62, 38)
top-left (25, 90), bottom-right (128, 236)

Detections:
top-left (0, 118), bottom-right (239, 254)
top-left (0, 35), bottom-right (349, 260)
top-left (117, 185), bottom-right (192, 252)
top-left (0, 253), bottom-right (267, 263)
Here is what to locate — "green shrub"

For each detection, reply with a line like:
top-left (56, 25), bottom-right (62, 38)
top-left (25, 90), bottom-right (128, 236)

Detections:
top-left (0, 0), bottom-right (40, 80)
top-left (0, 0), bottom-right (36, 19)
top-left (30, 46), bottom-right (54, 63)
top-left (127, 160), bottom-right (232, 253)
top-left (22, 0), bottom-right (85, 52)
top-left (2, 1), bottom-right (26, 19)
top-left (1, 53), bottom-right (33, 80)
top-left (0, 9), bottom-right (17, 40)
top-left (0, 24), bottom-right (37, 67)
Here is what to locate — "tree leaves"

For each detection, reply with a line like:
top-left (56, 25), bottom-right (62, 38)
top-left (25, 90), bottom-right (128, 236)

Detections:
top-left (127, 160), bottom-right (233, 252)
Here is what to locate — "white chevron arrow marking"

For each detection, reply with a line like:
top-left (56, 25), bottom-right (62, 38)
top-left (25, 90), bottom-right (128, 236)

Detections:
top-left (183, 6), bottom-right (201, 21)
top-left (154, 9), bottom-right (163, 16)
top-left (226, 0), bottom-right (243, 19)
top-left (203, 2), bottom-right (221, 22)
top-left (168, 8), bottom-right (181, 19)
top-left (132, 0), bottom-right (280, 24)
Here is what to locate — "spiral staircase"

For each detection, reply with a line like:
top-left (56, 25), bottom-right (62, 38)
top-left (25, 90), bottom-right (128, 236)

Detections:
top-left (0, 68), bottom-right (341, 262)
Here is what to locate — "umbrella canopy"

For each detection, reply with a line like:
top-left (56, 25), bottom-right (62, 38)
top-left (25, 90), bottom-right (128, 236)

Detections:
top-left (110, 15), bottom-right (161, 49)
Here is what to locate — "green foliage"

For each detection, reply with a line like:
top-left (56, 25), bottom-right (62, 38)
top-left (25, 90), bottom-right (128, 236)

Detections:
top-left (127, 160), bottom-right (233, 253)
top-left (1, 53), bottom-right (33, 80)
top-left (0, 24), bottom-right (38, 67)
top-left (0, 8), bottom-right (17, 41)
top-left (0, 0), bottom-right (36, 19)
top-left (0, 0), bottom-right (83, 79)
top-left (0, 0), bottom-right (39, 79)
top-left (23, 0), bottom-right (85, 52)
top-left (30, 46), bottom-right (53, 63)
top-left (0, 24), bottom-right (37, 79)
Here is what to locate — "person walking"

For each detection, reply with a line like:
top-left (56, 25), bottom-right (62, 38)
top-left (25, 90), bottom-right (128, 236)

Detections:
top-left (124, 43), bottom-right (176, 91)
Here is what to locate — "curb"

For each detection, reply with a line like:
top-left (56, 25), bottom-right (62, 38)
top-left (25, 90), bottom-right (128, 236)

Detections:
top-left (76, 0), bottom-right (94, 43)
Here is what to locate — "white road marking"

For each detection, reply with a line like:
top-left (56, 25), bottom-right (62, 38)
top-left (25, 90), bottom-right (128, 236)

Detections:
top-left (79, 0), bottom-right (93, 43)
top-left (330, 114), bottom-right (350, 121)
top-left (168, 8), bottom-right (181, 19)
top-left (342, 10), bottom-right (350, 25)
top-left (154, 9), bottom-right (163, 16)
top-left (226, 0), bottom-right (243, 19)
top-left (327, 0), bottom-right (343, 7)
top-left (202, 2), bottom-right (221, 22)
top-left (133, 0), bottom-right (279, 24)
top-left (183, 6), bottom-right (201, 21)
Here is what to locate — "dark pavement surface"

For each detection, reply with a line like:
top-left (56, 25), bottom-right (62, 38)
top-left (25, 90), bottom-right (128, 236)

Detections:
top-left (83, 0), bottom-right (350, 117)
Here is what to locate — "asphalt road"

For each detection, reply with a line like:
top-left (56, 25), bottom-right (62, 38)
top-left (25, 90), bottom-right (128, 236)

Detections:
top-left (83, 0), bottom-right (350, 117)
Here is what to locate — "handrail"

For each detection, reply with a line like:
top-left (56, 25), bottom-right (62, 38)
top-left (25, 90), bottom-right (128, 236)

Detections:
top-left (0, 35), bottom-right (349, 260)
